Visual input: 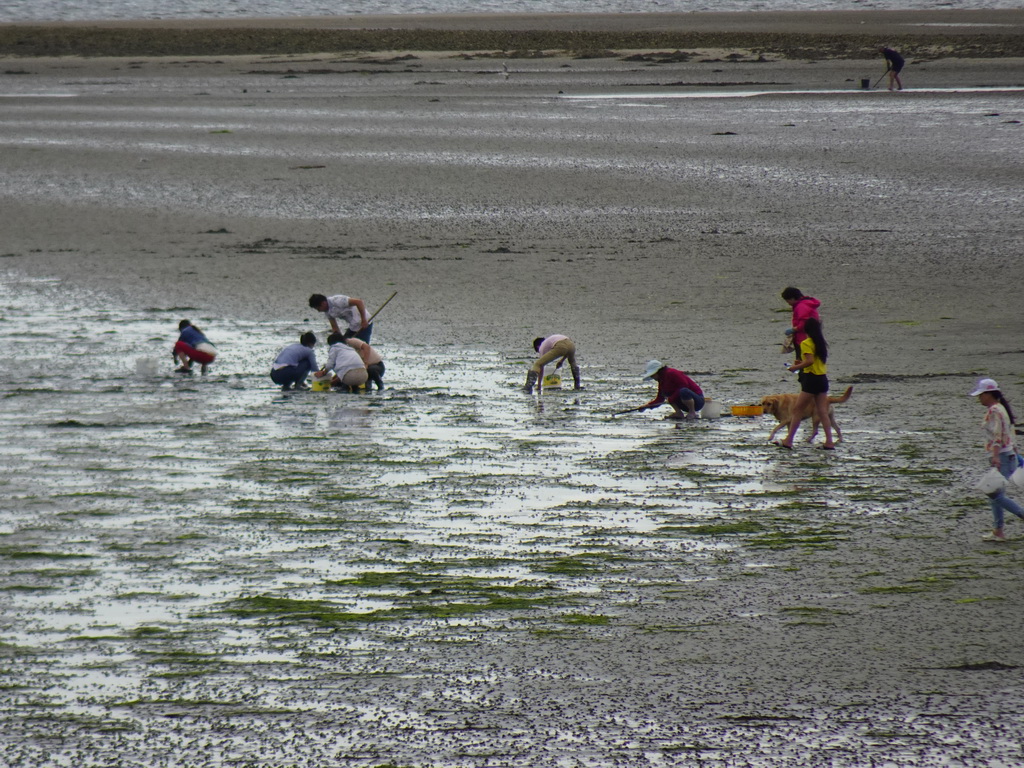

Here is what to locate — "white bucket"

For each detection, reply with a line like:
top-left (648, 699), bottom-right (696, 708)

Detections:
top-left (700, 399), bottom-right (722, 419)
top-left (134, 357), bottom-right (161, 377)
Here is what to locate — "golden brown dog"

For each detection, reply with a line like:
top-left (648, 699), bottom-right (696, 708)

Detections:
top-left (761, 386), bottom-right (853, 444)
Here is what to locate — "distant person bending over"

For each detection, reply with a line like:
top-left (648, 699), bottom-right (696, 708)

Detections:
top-left (270, 331), bottom-right (318, 391)
top-left (970, 377), bottom-right (1024, 542)
top-left (778, 317), bottom-right (835, 450)
top-left (173, 319), bottom-right (217, 374)
top-left (637, 360), bottom-right (705, 421)
top-left (524, 334), bottom-right (581, 394)
top-left (308, 293), bottom-right (371, 343)
top-left (321, 332), bottom-right (368, 392)
top-left (345, 335), bottom-right (386, 391)
top-left (879, 46), bottom-right (904, 91)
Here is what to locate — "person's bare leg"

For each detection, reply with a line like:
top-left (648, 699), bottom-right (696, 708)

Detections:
top-left (781, 392), bottom-right (813, 447)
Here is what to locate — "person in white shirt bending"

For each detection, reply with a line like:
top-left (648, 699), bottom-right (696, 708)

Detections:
top-left (308, 293), bottom-right (371, 343)
top-left (524, 334), bottom-right (580, 394)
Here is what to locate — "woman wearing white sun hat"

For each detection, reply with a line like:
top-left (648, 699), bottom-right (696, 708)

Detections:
top-left (970, 377), bottom-right (1024, 542)
top-left (637, 360), bottom-right (705, 421)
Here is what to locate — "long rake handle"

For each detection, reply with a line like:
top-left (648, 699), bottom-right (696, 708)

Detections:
top-left (367, 291), bottom-right (398, 324)
top-left (612, 406), bottom-right (646, 416)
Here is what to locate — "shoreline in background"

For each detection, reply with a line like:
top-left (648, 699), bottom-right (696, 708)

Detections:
top-left (1, 9), bottom-right (1023, 58)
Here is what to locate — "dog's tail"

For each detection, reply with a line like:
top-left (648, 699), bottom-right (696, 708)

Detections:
top-left (827, 385), bottom-right (853, 404)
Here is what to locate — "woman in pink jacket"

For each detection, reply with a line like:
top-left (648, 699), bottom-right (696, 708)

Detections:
top-left (781, 287), bottom-right (821, 350)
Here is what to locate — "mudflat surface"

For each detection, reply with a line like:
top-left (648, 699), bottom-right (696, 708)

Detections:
top-left (2, 9), bottom-right (1024, 57)
top-left (1, 17), bottom-right (1024, 767)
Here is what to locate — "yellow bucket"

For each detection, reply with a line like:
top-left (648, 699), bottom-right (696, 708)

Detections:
top-left (311, 376), bottom-right (331, 392)
top-left (543, 372), bottom-right (562, 388)
top-left (731, 404), bottom-right (764, 417)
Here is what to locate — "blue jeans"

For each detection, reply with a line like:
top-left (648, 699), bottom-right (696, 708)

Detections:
top-left (989, 452), bottom-right (1024, 529)
top-left (670, 387), bottom-right (705, 412)
top-left (270, 359), bottom-right (312, 389)
top-left (353, 323), bottom-right (373, 344)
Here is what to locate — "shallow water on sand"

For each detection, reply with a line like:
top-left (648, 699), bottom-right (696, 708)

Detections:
top-left (4, 270), bottom-right (1019, 766)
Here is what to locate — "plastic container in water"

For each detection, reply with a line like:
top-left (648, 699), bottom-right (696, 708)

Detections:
top-left (311, 376), bottom-right (332, 392)
top-left (731, 405), bottom-right (764, 417)
top-left (543, 372), bottom-right (562, 388)
top-left (700, 399), bottom-right (722, 419)
top-left (134, 357), bottom-right (161, 377)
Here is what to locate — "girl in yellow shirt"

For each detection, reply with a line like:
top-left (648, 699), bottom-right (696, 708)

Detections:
top-left (778, 318), bottom-right (835, 450)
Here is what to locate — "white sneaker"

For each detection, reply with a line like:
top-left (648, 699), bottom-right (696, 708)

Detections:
top-left (982, 533), bottom-right (1008, 542)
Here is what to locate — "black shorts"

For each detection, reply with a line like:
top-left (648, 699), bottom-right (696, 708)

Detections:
top-left (800, 373), bottom-right (830, 395)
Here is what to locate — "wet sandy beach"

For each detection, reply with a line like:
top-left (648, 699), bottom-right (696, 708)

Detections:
top-left (2, 8), bottom-right (1024, 58)
top-left (2, 10), bottom-right (1024, 767)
